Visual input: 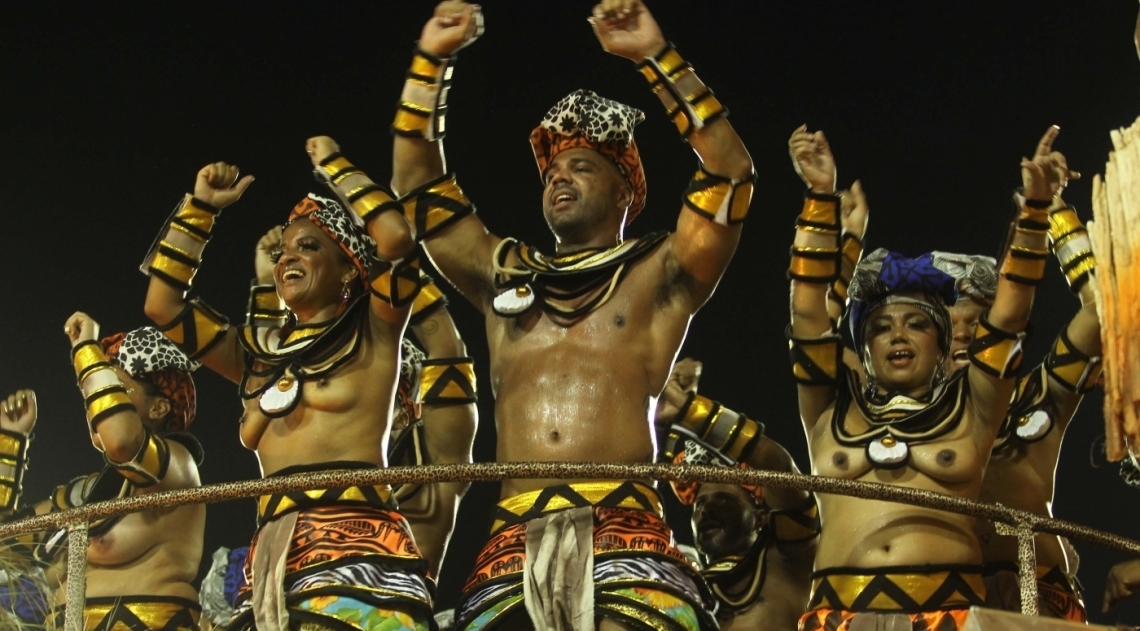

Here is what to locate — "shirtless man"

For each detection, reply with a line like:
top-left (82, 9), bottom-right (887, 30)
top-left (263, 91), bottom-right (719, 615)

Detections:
top-left (788, 126), bottom-right (1057, 630)
top-left (141, 155), bottom-right (435, 630)
top-left (387, 1), bottom-right (754, 627)
top-left (47, 314), bottom-right (206, 630)
top-left (656, 358), bottom-right (818, 630)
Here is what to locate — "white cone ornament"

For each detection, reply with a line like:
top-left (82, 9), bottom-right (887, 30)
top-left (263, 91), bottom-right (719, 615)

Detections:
top-left (260, 372), bottom-right (301, 416)
top-left (1015, 409), bottom-right (1053, 441)
top-left (493, 284), bottom-right (536, 315)
top-left (867, 435), bottom-right (909, 466)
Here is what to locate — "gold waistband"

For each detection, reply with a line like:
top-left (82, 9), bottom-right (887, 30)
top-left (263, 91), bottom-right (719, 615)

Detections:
top-left (56, 596), bottom-right (201, 631)
top-left (257, 483), bottom-right (393, 525)
top-left (809, 566), bottom-right (986, 613)
top-left (492, 481), bottom-right (662, 534)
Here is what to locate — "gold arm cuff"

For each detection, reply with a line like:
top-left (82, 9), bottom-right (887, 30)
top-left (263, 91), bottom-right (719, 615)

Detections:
top-left (800, 195), bottom-right (840, 227)
top-left (86, 389), bottom-right (134, 426)
top-left (72, 342), bottom-right (111, 383)
top-left (350, 187), bottom-right (401, 223)
top-left (1001, 246), bottom-right (1048, 284)
top-left (157, 299), bottom-right (230, 360)
top-left (150, 250), bottom-right (198, 287)
top-left (409, 51), bottom-right (444, 80)
top-left (968, 315), bottom-right (1026, 379)
top-left (722, 416), bottom-right (762, 462)
top-left (400, 174), bottom-right (475, 240)
top-left (788, 331), bottom-right (843, 385)
top-left (410, 273), bottom-right (447, 323)
top-left (393, 107), bottom-right (432, 137)
top-left (790, 247), bottom-right (840, 282)
top-left (320, 155), bottom-right (354, 180)
top-left (678, 394), bottom-right (719, 436)
top-left (1045, 329), bottom-right (1103, 394)
top-left (418, 357), bottom-right (477, 405)
top-left (105, 430), bottom-right (170, 488)
top-left (370, 255), bottom-right (423, 307)
top-left (175, 196), bottom-right (220, 234)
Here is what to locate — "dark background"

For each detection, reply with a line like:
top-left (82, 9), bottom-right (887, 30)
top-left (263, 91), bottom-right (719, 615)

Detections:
top-left (2, 0), bottom-right (1139, 625)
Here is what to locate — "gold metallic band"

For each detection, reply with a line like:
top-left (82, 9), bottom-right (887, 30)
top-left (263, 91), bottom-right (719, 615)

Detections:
top-left (418, 357), bottom-right (477, 405)
top-left (393, 48), bottom-right (451, 141)
top-left (348, 185), bottom-right (402, 224)
top-left (400, 173), bottom-right (475, 241)
top-left (790, 246), bottom-right (841, 283)
top-left (788, 331), bottom-right (843, 385)
top-left (1001, 245), bottom-right (1048, 285)
top-left (0, 430), bottom-right (28, 511)
top-left (72, 341), bottom-right (112, 384)
top-left (968, 314), bottom-right (1026, 379)
top-left (105, 428), bottom-right (170, 488)
top-left (410, 273), bottom-right (447, 323)
top-left (637, 43), bottom-right (727, 139)
top-left (1045, 328), bottom-right (1103, 394)
top-left (370, 255), bottom-right (423, 308)
top-left (683, 167), bottom-right (754, 225)
top-left (157, 299), bottom-right (230, 361)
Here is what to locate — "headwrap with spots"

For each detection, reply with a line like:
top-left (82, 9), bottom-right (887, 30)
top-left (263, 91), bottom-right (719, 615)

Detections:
top-left (670, 441), bottom-right (764, 508)
top-left (102, 327), bottom-right (199, 431)
top-left (287, 194), bottom-right (380, 289)
top-left (930, 251), bottom-right (998, 307)
top-left (848, 249), bottom-right (958, 359)
top-left (530, 89), bottom-right (647, 224)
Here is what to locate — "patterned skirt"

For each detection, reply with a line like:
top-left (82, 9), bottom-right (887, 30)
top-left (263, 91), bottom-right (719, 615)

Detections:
top-left (229, 462), bottom-right (436, 631)
top-left (454, 481), bottom-right (717, 631)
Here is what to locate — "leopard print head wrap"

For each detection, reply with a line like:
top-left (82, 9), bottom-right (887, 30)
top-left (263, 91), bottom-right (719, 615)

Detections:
top-left (669, 441), bottom-right (764, 508)
top-left (529, 89), bottom-right (647, 224)
top-left (288, 194), bottom-right (380, 289)
top-left (102, 327), bottom-right (199, 431)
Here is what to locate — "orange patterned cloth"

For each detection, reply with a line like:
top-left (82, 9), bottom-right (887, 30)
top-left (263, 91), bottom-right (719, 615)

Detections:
top-left (102, 331), bottom-right (196, 431)
top-left (798, 607), bottom-right (970, 631)
top-left (669, 449), bottom-right (764, 506)
top-left (529, 90), bottom-right (648, 224)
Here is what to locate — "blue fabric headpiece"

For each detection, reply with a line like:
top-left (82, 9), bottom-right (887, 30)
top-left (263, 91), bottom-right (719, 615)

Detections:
top-left (848, 249), bottom-right (958, 358)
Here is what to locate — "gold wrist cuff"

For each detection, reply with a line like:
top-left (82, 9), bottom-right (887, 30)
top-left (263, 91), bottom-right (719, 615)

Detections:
top-left (637, 42), bottom-right (727, 139)
top-left (799, 193), bottom-right (841, 229)
top-left (1049, 206), bottom-right (1096, 291)
top-left (72, 341), bottom-right (112, 384)
top-left (318, 153), bottom-right (362, 185)
top-left (0, 429), bottom-right (29, 511)
top-left (392, 48), bottom-right (452, 141)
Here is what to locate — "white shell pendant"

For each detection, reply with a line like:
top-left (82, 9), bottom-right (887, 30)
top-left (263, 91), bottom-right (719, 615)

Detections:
top-left (493, 284), bottom-right (535, 315)
top-left (1016, 409), bottom-right (1053, 441)
top-left (867, 435), bottom-right (909, 466)
top-left (260, 373), bottom-right (300, 416)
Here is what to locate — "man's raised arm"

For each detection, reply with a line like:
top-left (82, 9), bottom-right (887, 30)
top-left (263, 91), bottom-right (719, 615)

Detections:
top-left (591, 0), bottom-right (754, 310)
top-left (389, 2), bottom-right (498, 311)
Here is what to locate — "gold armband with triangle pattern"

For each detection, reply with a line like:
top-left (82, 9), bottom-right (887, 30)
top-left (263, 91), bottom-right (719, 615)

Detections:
top-left (417, 357), bottom-right (477, 406)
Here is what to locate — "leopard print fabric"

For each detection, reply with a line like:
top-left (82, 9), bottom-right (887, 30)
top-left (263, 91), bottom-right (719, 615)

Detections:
top-left (529, 89), bottom-right (648, 223)
top-left (289, 194), bottom-right (381, 287)
top-left (102, 328), bottom-right (198, 431)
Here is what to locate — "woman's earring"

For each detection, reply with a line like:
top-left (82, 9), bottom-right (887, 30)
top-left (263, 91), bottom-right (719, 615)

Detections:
top-left (341, 278), bottom-right (352, 303)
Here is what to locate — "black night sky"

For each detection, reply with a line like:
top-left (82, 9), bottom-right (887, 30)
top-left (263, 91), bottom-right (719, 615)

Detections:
top-left (2, 1), bottom-right (1139, 624)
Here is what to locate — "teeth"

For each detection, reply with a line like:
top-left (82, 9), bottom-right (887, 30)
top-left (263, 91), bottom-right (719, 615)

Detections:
top-left (283, 270), bottom-right (303, 280)
top-left (953, 350), bottom-right (968, 360)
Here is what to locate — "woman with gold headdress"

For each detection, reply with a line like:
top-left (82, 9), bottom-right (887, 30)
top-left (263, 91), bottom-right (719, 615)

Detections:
top-left (140, 146), bottom-right (440, 630)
